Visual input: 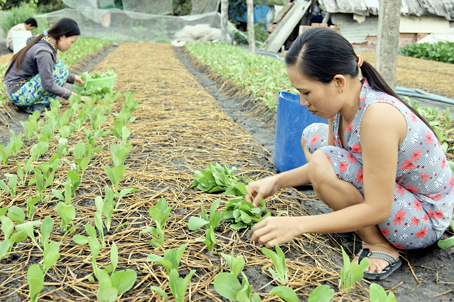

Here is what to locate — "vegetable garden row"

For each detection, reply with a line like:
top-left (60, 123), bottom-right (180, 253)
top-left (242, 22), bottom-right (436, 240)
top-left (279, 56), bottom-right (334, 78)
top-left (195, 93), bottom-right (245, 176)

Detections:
top-left (0, 40), bottom-right (453, 301)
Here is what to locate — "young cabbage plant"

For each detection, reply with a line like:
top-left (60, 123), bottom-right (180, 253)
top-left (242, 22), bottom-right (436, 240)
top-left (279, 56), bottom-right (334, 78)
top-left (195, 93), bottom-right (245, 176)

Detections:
top-left (270, 286), bottom-right (300, 302)
top-left (339, 247), bottom-right (370, 292)
top-left (29, 141), bottom-right (49, 161)
top-left (223, 198), bottom-right (271, 230)
top-left (110, 141), bottom-right (133, 159)
top-left (7, 130), bottom-right (24, 156)
top-left (0, 174), bottom-right (18, 197)
top-left (20, 119), bottom-right (38, 141)
top-left (0, 215), bottom-right (29, 259)
top-left (111, 119), bottom-right (125, 140)
top-left (28, 167), bottom-right (53, 199)
top-left (15, 220), bottom-right (43, 252)
top-left (27, 196), bottom-right (41, 219)
top-left (35, 124), bottom-right (53, 143)
top-left (73, 224), bottom-right (102, 279)
top-left (27, 264), bottom-right (43, 302)
top-left (71, 142), bottom-right (93, 180)
top-left (220, 252), bottom-right (245, 278)
top-left (147, 243), bottom-right (189, 274)
top-left (369, 283), bottom-right (397, 302)
top-left (262, 244), bottom-right (288, 284)
top-left (191, 162), bottom-right (238, 193)
top-left (151, 269), bottom-right (195, 302)
top-left (56, 138), bottom-right (69, 157)
top-left (214, 271), bottom-right (261, 302)
top-left (0, 143), bottom-right (11, 165)
top-left (96, 244), bottom-right (137, 302)
top-left (307, 285), bottom-right (335, 302)
top-left (89, 107), bottom-right (107, 131)
top-left (94, 196), bottom-right (106, 248)
top-left (140, 197), bottom-right (173, 247)
top-left (188, 199), bottom-right (222, 252)
top-left (437, 216), bottom-right (454, 249)
top-left (40, 216), bottom-right (54, 250)
top-left (103, 164), bottom-right (125, 196)
top-left (16, 158), bottom-right (34, 186)
top-left (100, 186), bottom-right (115, 231)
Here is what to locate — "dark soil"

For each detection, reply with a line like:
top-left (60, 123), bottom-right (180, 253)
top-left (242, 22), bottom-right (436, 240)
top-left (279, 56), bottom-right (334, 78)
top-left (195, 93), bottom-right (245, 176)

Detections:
top-left (0, 42), bottom-right (452, 301)
top-left (176, 46), bottom-right (454, 302)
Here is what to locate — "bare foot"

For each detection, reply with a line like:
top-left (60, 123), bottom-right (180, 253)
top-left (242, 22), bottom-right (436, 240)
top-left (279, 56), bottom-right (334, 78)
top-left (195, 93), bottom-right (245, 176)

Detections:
top-left (352, 242), bottom-right (400, 273)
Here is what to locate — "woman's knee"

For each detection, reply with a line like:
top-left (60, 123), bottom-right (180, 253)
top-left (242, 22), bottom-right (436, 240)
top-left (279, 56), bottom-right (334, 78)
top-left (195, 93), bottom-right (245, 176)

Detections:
top-left (302, 123), bottom-right (329, 154)
top-left (307, 150), bottom-right (336, 186)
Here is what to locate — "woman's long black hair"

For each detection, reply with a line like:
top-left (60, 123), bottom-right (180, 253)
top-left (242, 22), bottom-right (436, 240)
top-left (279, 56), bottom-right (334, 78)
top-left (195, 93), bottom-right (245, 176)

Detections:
top-left (285, 27), bottom-right (434, 134)
top-left (6, 18), bottom-right (80, 75)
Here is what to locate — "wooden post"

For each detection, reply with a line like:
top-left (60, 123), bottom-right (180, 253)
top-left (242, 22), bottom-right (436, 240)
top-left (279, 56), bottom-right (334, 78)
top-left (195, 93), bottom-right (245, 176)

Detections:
top-left (375, 0), bottom-right (402, 90)
top-left (221, 0), bottom-right (228, 43)
top-left (247, 0), bottom-right (255, 53)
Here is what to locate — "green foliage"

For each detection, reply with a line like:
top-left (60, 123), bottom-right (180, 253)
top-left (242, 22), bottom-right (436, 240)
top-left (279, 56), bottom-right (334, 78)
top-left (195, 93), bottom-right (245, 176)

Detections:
top-left (400, 42), bottom-right (454, 64)
top-left (261, 244), bottom-right (287, 284)
top-left (369, 283), bottom-right (397, 302)
top-left (27, 264), bottom-right (43, 302)
top-left (0, 1), bottom-right (36, 34)
top-left (191, 162), bottom-right (250, 196)
top-left (270, 286), bottom-right (299, 302)
top-left (147, 243), bottom-right (189, 275)
top-left (188, 199), bottom-right (222, 252)
top-left (308, 285), bottom-right (335, 302)
top-left (96, 244), bottom-right (137, 302)
top-left (223, 197), bottom-right (271, 230)
top-left (437, 216), bottom-right (454, 249)
top-left (220, 252), bottom-right (245, 278)
top-left (140, 197), bottom-right (172, 247)
top-left (186, 42), bottom-right (292, 108)
top-left (339, 247), bottom-right (370, 291)
top-left (214, 272), bottom-right (261, 302)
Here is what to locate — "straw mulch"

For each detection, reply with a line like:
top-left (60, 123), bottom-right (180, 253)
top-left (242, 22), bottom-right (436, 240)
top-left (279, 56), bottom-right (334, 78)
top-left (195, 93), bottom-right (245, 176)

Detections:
top-left (0, 42), bottom-right (369, 301)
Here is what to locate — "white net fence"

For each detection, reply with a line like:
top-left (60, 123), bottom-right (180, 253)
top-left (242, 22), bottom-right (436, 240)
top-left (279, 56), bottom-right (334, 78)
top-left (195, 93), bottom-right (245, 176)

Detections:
top-left (33, 0), bottom-right (235, 43)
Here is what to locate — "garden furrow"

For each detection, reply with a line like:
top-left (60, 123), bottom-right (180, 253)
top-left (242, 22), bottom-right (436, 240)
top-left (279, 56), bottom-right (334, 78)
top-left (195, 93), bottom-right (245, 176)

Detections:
top-left (0, 42), bottom-right (361, 302)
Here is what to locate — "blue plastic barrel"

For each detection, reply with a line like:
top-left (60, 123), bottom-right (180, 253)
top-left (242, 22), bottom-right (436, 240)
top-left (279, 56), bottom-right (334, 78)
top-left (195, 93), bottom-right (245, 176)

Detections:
top-left (273, 91), bottom-right (327, 172)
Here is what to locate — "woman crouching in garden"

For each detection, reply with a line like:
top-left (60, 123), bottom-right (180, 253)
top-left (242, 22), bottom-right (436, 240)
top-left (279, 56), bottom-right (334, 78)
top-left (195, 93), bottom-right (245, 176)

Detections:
top-left (4, 18), bottom-right (84, 115)
top-left (247, 27), bottom-right (454, 281)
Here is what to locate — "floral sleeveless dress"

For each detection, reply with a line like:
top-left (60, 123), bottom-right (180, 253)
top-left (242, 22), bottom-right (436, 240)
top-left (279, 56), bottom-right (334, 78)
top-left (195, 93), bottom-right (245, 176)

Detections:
top-left (301, 79), bottom-right (454, 250)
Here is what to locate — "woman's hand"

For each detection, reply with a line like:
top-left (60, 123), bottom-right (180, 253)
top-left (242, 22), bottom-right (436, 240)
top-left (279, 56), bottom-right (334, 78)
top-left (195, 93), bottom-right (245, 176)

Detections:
top-left (74, 75), bottom-right (84, 86)
top-left (251, 217), bottom-right (303, 248)
top-left (245, 176), bottom-right (280, 207)
top-left (71, 91), bottom-right (86, 103)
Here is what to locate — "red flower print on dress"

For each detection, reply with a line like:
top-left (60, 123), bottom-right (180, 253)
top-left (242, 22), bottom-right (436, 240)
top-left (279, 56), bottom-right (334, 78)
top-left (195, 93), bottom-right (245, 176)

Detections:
top-left (355, 168), bottom-right (363, 183)
top-left (405, 185), bottom-right (420, 194)
top-left (428, 209), bottom-right (436, 220)
top-left (415, 227), bottom-right (428, 239)
top-left (351, 143), bottom-right (362, 153)
top-left (396, 184), bottom-right (405, 196)
top-left (411, 216), bottom-right (420, 226)
top-left (432, 192), bottom-right (442, 201)
top-left (449, 176), bottom-right (454, 189)
top-left (410, 113), bottom-right (418, 123)
top-left (325, 153), bottom-right (333, 165)
top-left (339, 161), bottom-right (348, 174)
top-left (347, 152), bottom-right (357, 164)
top-left (421, 172), bottom-right (429, 183)
top-left (360, 95), bottom-right (366, 102)
top-left (422, 213), bottom-right (429, 222)
top-left (434, 209), bottom-right (444, 219)
top-left (336, 138), bottom-right (342, 147)
top-left (395, 244), bottom-right (405, 249)
top-left (310, 133), bottom-right (320, 146)
top-left (410, 149), bottom-right (422, 162)
top-left (425, 130), bottom-right (433, 145)
top-left (413, 199), bottom-right (422, 212)
top-left (381, 228), bottom-right (390, 237)
top-left (441, 157), bottom-right (447, 169)
top-left (393, 209), bottom-right (406, 225)
top-left (400, 159), bottom-right (415, 171)
top-left (346, 123), bottom-right (353, 133)
top-left (375, 97), bottom-right (386, 101)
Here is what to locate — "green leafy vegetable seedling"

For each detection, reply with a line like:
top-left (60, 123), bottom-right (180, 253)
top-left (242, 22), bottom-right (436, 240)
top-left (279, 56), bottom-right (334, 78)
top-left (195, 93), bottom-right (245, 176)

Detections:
top-left (147, 243), bottom-right (189, 274)
top-left (140, 197), bottom-right (173, 247)
top-left (308, 285), bottom-right (335, 302)
top-left (339, 247), bottom-right (370, 291)
top-left (223, 198), bottom-right (270, 230)
top-left (369, 283), bottom-right (397, 302)
top-left (214, 271), bottom-right (261, 302)
top-left (188, 198), bottom-right (222, 252)
top-left (262, 244), bottom-right (288, 284)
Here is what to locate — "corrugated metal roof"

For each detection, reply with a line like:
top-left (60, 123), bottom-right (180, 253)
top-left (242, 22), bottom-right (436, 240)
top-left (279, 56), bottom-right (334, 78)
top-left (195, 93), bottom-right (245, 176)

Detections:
top-left (319, 0), bottom-right (454, 20)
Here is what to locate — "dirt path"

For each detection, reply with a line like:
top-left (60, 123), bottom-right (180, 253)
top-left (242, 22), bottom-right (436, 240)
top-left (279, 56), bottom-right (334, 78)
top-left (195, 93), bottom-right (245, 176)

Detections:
top-left (0, 42), bottom-right (453, 301)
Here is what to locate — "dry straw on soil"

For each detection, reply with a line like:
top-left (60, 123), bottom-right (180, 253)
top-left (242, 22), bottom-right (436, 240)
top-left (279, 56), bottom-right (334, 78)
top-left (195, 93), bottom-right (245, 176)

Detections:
top-left (0, 43), bottom-right (370, 301)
